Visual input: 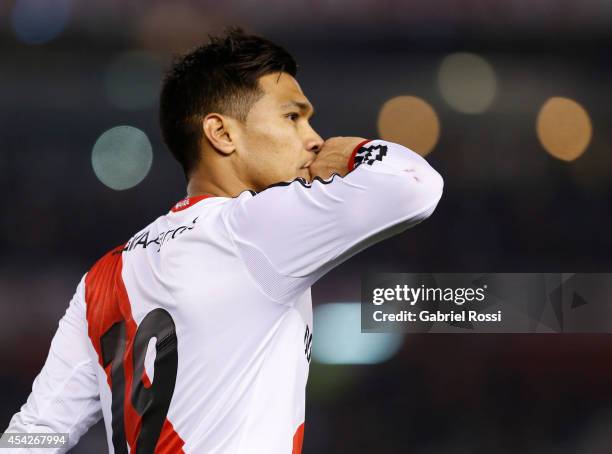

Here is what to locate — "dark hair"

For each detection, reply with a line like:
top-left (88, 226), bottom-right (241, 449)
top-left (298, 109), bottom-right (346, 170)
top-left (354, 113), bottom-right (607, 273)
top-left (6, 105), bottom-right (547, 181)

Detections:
top-left (159, 28), bottom-right (298, 178)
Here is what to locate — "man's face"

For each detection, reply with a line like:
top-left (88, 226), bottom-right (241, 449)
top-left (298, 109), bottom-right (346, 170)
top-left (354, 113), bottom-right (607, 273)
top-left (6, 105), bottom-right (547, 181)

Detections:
top-left (232, 72), bottom-right (323, 191)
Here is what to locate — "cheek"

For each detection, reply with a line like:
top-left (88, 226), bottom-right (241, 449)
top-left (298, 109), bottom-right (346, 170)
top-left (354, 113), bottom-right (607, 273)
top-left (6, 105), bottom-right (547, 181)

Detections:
top-left (246, 120), bottom-right (282, 150)
top-left (248, 122), bottom-right (300, 166)
top-left (240, 123), bottom-right (300, 186)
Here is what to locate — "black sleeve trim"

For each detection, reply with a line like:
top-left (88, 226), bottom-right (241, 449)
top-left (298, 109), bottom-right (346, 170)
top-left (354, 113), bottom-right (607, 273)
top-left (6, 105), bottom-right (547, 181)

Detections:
top-left (251, 173), bottom-right (340, 196)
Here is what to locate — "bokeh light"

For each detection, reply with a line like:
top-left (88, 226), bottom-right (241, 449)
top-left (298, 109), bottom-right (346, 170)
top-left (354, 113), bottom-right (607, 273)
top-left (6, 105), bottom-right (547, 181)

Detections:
top-left (377, 95), bottom-right (440, 156)
top-left (536, 96), bottom-right (592, 161)
top-left (438, 52), bottom-right (497, 114)
top-left (313, 303), bottom-right (404, 365)
top-left (11, 0), bottom-right (71, 45)
top-left (105, 50), bottom-right (163, 111)
top-left (91, 126), bottom-right (153, 191)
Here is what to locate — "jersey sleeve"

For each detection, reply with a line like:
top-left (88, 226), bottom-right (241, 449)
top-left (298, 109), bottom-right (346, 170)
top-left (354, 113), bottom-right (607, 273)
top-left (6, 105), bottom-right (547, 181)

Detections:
top-left (223, 139), bottom-right (444, 305)
top-left (5, 276), bottom-right (102, 453)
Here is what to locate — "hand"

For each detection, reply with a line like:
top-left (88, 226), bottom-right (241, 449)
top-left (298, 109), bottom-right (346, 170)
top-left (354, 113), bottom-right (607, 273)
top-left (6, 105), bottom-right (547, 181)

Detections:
top-left (309, 136), bottom-right (366, 180)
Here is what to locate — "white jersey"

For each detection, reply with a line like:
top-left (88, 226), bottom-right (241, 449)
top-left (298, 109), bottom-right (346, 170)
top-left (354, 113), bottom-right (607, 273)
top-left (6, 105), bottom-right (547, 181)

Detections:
top-left (6, 140), bottom-right (443, 454)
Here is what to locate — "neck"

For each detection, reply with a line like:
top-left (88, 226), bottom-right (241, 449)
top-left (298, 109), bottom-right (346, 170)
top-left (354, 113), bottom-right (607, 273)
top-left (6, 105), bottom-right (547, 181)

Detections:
top-left (186, 148), bottom-right (250, 198)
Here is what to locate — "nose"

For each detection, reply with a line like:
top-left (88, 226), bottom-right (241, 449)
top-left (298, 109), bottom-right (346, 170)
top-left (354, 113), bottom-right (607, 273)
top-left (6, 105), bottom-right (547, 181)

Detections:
top-left (306, 129), bottom-right (324, 154)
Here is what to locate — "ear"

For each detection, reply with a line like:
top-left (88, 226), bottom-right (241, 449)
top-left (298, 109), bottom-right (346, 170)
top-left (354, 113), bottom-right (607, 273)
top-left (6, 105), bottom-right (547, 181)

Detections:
top-left (202, 113), bottom-right (237, 156)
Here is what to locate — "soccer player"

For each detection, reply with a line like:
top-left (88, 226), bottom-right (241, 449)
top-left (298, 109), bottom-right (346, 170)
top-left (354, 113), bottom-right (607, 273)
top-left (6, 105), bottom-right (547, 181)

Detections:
top-left (5, 29), bottom-right (443, 453)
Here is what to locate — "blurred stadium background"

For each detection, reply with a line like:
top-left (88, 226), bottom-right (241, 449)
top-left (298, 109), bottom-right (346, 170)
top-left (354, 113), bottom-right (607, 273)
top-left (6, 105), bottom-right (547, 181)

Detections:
top-left (2, 0), bottom-right (612, 452)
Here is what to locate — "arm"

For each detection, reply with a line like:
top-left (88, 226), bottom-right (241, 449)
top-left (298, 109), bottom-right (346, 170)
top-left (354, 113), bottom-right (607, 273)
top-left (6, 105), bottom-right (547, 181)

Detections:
top-left (223, 139), bottom-right (444, 304)
top-left (5, 276), bottom-right (102, 453)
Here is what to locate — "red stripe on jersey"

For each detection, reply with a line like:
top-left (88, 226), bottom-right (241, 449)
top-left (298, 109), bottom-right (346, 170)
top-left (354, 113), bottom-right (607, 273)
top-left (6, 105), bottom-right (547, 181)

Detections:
top-left (171, 194), bottom-right (216, 212)
top-left (292, 422), bottom-right (305, 454)
top-left (85, 246), bottom-right (185, 454)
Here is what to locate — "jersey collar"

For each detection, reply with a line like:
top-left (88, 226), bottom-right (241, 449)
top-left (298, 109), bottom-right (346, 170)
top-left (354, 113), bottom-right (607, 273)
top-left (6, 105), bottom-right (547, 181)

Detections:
top-left (170, 194), bottom-right (216, 212)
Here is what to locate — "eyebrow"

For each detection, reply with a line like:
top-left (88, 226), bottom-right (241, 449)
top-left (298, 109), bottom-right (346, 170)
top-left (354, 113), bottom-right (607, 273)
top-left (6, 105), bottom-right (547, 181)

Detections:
top-left (280, 100), bottom-right (315, 116)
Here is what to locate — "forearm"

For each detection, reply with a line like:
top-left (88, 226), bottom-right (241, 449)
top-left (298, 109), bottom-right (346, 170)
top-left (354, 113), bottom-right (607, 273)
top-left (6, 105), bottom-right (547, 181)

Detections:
top-left (343, 139), bottom-right (444, 225)
top-left (224, 139), bottom-right (443, 303)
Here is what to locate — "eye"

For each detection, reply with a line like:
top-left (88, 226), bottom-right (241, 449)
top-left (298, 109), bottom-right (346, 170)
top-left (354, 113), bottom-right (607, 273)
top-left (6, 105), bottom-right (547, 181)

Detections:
top-left (285, 112), bottom-right (299, 121)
